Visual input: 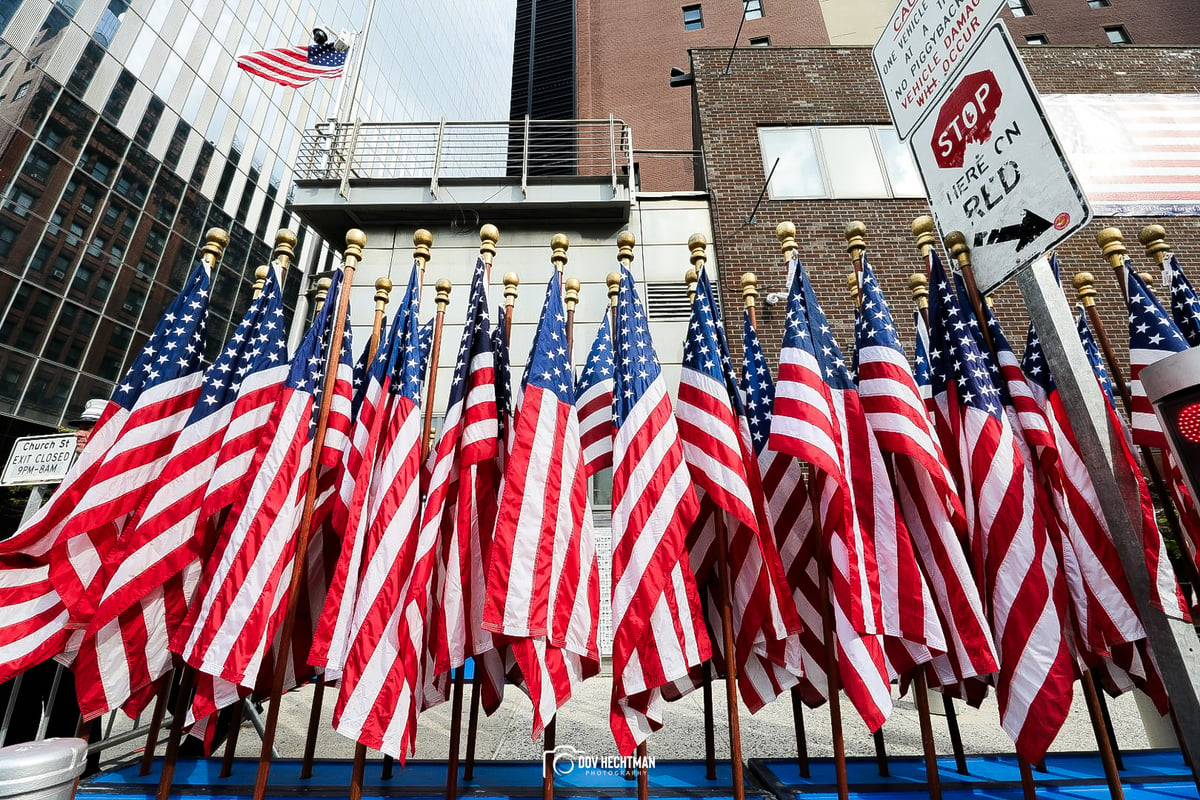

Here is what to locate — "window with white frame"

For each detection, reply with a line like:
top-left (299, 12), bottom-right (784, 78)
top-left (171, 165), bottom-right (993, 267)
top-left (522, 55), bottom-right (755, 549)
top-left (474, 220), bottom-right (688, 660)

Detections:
top-left (758, 125), bottom-right (925, 199)
top-left (744, 0), bottom-right (764, 19)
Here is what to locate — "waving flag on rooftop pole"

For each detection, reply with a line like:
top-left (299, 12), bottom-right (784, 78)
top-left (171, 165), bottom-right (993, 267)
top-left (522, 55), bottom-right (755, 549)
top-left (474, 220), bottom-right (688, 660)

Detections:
top-left (923, 250), bottom-right (1074, 762)
top-left (0, 231), bottom-right (221, 684)
top-left (484, 268), bottom-right (600, 738)
top-left (608, 243), bottom-right (710, 755)
top-left (236, 42), bottom-right (348, 88)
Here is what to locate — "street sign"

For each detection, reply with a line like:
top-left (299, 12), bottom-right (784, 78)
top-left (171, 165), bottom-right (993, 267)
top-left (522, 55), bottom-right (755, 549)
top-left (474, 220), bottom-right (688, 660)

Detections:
top-left (909, 22), bottom-right (1092, 295)
top-left (1, 434), bottom-right (75, 486)
top-left (872, 0), bottom-right (1006, 139)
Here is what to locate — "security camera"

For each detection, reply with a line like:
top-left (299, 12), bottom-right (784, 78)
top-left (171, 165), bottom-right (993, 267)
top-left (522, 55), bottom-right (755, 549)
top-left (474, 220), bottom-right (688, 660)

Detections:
top-left (311, 27), bottom-right (328, 45)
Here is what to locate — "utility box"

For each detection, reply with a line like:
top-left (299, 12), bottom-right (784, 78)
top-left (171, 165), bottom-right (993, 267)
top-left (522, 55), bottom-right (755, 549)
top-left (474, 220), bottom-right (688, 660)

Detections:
top-left (0, 739), bottom-right (88, 800)
top-left (1140, 346), bottom-right (1200, 505)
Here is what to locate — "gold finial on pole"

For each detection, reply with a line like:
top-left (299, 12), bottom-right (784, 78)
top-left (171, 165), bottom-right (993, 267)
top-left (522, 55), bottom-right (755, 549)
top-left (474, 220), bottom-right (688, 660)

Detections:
top-left (1139, 224), bottom-right (1172, 266)
top-left (911, 215), bottom-right (938, 257)
top-left (607, 272), bottom-right (622, 307)
top-left (374, 277), bottom-right (393, 311)
top-left (847, 272), bottom-right (861, 307)
top-left (313, 277), bottom-right (332, 313)
top-left (551, 234), bottom-right (570, 274)
top-left (344, 229), bottom-right (367, 265)
top-left (909, 272), bottom-right (929, 311)
top-left (414, 229), bottom-right (433, 273)
top-left (251, 265), bottom-right (269, 300)
top-left (689, 233), bottom-right (708, 269)
top-left (480, 224), bottom-right (499, 266)
top-left (776, 221), bottom-right (798, 256)
top-left (1073, 271), bottom-right (1098, 309)
top-left (685, 267), bottom-right (698, 304)
top-left (201, 227), bottom-right (230, 267)
top-left (1096, 226), bottom-right (1138, 298)
top-left (742, 273), bottom-right (758, 309)
top-left (844, 220), bottom-right (867, 266)
top-left (435, 278), bottom-right (453, 311)
top-left (565, 277), bottom-right (581, 314)
top-left (272, 228), bottom-right (297, 265)
top-left (945, 231), bottom-right (970, 271)
top-left (617, 231), bottom-right (636, 266)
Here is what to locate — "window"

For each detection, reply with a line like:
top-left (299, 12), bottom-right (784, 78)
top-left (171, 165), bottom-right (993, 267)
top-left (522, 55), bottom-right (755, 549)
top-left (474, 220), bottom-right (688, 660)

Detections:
top-left (1087, 0), bottom-right (1110, 6)
top-left (1105, 25), bottom-right (1132, 43)
top-left (683, 4), bottom-right (703, 30)
top-left (1025, 34), bottom-right (1049, 44)
top-left (1007, 0), bottom-right (1031, 16)
top-left (758, 125), bottom-right (924, 199)
top-left (749, 36), bottom-right (771, 46)
top-left (744, 0), bottom-right (764, 19)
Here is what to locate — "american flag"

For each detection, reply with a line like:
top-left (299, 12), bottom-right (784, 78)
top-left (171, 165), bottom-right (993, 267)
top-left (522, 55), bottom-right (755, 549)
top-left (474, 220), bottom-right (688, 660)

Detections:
top-left (676, 267), bottom-right (801, 712)
top-left (388, 257), bottom-right (503, 760)
top-left (311, 304), bottom-right (404, 678)
top-left (575, 318), bottom-right (615, 476)
top-left (174, 270), bottom-right (348, 718)
top-left (1165, 254), bottom-right (1200, 348)
top-left (68, 265), bottom-right (289, 720)
top-left (1127, 265), bottom-right (1191, 448)
top-left (923, 252), bottom-right (1074, 761)
top-left (740, 308), bottom-right (820, 707)
top-left (330, 263), bottom-right (431, 756)
top-left (853, 256), bottom-right (995, 688)
top-left (236, 42), bottom-right (347, 88)
top-left (0, 259), bottom-right (212, 684)
top-left (483, 268), bottom-right (601, 737)
top-left (1022, 308), bottom-right (1182, 709)
top-left (609, 265), bottom-right (710, 755)
top-left (768, 252), bottom-right (893, 731)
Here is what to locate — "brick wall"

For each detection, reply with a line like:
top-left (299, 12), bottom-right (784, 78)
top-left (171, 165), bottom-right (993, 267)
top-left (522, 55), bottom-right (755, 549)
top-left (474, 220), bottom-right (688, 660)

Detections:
top-left (1001, 0), bottom-right (1200, 46)
top-left (692, 44), bottom-right (1200, 376)
top-left (577, 0), bottom-right (829, 192)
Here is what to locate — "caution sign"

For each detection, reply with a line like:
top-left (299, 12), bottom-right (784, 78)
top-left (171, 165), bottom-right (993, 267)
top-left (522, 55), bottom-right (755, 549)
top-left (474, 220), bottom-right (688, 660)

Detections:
top-left (2, 434), bottom-right (76, 486)
top-left (909, 22), bottom-right (1091, 294)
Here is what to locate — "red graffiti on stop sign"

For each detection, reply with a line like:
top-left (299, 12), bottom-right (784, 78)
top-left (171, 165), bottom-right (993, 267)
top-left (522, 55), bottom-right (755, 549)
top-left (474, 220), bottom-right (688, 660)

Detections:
top-left (931, 70), bottom-right (1002, 169)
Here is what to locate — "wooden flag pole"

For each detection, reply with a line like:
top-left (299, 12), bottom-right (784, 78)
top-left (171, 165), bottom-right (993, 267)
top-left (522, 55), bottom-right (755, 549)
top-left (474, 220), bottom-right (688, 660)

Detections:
top-left (910, 219), bottom-right (973, 779)
top-left (252, 229), bottom-right (364, 800)
top-left (777, 223), bottom-right (849, 800)
top-left (756, 253), bottom-right (809, 783)
top-left (948, 231), bottom-right (1128, 800)
top-left (448, 227), bottom-right (500, 799)
top-left (683, 262), bottom-right (719, 782)
top-left (138, 672), bottom-right (172, 777)
top-left (612, 235), bottom-right (651, 800)
top-left (691, 234), bottom-right (746, 800)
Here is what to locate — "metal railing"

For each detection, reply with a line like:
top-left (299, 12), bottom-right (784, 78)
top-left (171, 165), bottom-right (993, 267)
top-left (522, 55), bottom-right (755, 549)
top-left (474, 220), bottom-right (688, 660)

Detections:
top-left (296, 116), bottom-right (635, 199)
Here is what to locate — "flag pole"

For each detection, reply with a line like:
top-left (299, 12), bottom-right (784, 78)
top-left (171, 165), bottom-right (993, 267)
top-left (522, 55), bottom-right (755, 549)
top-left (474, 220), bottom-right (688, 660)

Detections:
top-left (138, 672), bottom-right (172, 776)
top-left (445, 227), bottom-right (499, 800)
top-left (332, 0), bottom-right (377, 127)
top-left (745, 268), bottom-right (811, 780)
top-left (613, 233), bottom-right (651, 800)
top-left (691, 234), bottom-right (746, 800)
top-left (217, 254), bottom-right (280, 780)
top-left (252, 229), bottom-right (364, 800)
top-left (682, 262), bottom-right (719, 782)
top-left (909, 220), bottom-right (971, 778)
top-left (421, 278), bottom-right (452, 459)
top-left (948, 231), bottom-right (1129, 800)
top-left (776, 222), bottom-right (849, 800)
top-left (153, 228), bottom-right (231, 800)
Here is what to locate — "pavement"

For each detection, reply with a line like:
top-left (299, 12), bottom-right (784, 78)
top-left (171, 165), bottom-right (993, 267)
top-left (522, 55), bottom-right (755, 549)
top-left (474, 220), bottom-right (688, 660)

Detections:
top-left (89, 661), bottom-right (1170, 773)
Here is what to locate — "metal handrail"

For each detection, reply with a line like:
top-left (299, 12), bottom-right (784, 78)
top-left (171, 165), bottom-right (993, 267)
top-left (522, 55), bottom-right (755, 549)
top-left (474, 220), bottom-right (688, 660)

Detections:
top-left (297, 118), bottom-right (635, 193)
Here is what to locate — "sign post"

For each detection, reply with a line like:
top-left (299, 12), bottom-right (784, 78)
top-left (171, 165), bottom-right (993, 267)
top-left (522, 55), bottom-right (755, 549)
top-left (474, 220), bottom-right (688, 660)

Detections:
top-left (907, 22), bottom-right (1091, 293)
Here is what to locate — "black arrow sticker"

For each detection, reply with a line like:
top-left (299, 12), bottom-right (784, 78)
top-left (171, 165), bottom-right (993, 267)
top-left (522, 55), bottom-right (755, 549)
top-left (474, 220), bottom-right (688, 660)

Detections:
top-left (973, 210), bottom-right (1053, 251)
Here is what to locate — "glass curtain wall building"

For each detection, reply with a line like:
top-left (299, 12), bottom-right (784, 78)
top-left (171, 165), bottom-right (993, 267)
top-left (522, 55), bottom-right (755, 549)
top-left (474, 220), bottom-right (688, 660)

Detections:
top-left (0, 0), bottom-right (514, 436)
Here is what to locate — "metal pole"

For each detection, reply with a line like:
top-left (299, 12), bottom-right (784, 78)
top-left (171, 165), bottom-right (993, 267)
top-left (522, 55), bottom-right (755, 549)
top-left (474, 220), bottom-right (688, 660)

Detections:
top-left (1015, 255), bottom-right (1200, 785)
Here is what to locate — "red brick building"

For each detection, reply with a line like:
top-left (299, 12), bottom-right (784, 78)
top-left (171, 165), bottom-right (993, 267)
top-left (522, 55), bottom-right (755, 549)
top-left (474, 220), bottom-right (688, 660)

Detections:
top-left (687, 43), bottom-right (1200, 366)
top-left (1001, 0), bottom-right (1200, 46)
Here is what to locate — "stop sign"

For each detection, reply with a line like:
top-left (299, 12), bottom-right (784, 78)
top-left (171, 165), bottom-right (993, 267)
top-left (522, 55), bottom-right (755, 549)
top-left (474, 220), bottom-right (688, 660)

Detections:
top-left (930, 70), bottom-right (1002, 169)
